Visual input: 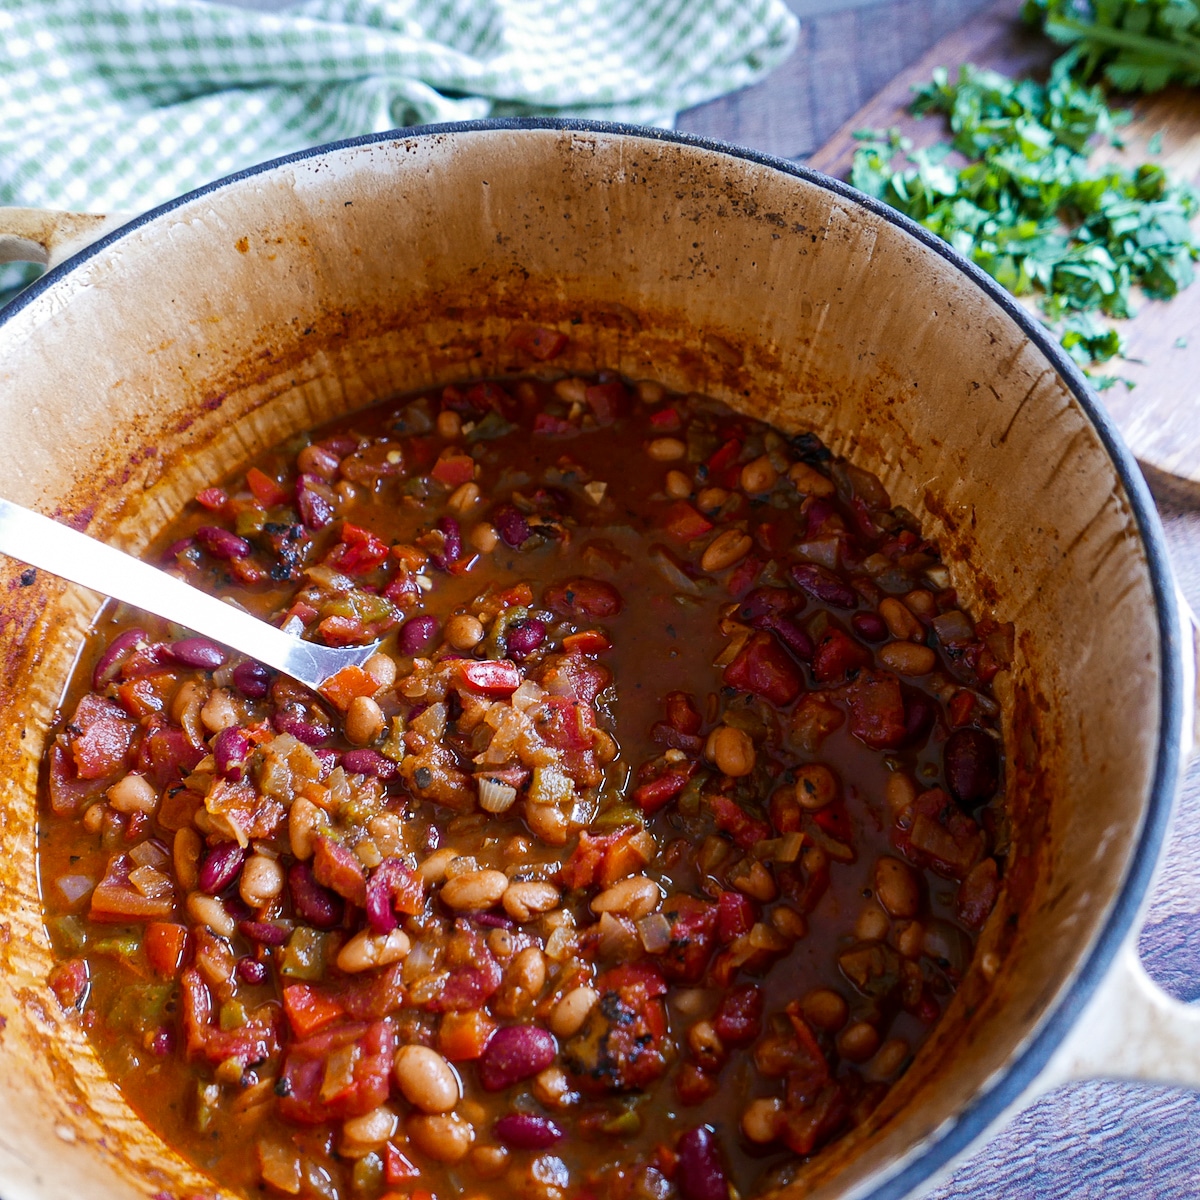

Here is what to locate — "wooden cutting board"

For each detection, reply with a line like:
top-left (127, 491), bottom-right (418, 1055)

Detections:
top-left (808, 0), bottom-right (1200, 500)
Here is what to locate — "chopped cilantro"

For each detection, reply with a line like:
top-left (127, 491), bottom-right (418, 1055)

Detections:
top-left (1024, 1), bottom-right (1200, 93)
top-left (849, 59), bottom-right (1199, 367)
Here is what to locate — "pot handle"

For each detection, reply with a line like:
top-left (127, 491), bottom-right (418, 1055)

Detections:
top-left (1046, 594), bottom-right (1200, 1089)
top-left (1048, 940), bottom-right (1200, 1090)
top-left (0, 207), bottom-right (131, 270)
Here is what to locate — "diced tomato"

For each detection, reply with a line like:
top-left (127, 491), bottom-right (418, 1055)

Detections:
top-left (633, 769), bottom-right (690, 815)
top-left (813, 802), bottom-right (852, 843)
top-left (787, 693), bottom-right (845, 753)
top-left (648, 407), bottom-right (681, 431)
top-left (716, 890), bottom-right (757, 942)
top-left (195, 487), bottom-right (228, 511)
top-left (430, 961), bottom-right (504, 1013)
top-left (145, 922), bottom-right (188, 977)
top-left (312, 836), bottom-right (367, 906)
top-left (384, 1143), bottom-right (421, 1186)
top-left (560, 827), bottom-right (646, 890)
top-left (430, 453), bottom-right (476, 487)
top-left (317, 614), bottom-right (367, 646)
top-left (114, 673), bottom-right (174, 718)
top-left (438, 1009), bottom-right (496, 1061)
top-left (465, 382), bottom-right (512, 413)
top-left (319, 664), bottom-right (379, 711)
top-left (709, 793), bottom-right (771, 849)
top-left (509, 325), bottom-right (568, 361)
top-left (562, 629), bottom-right (611, 655)
top-left (283, 984), bottom-right (346, 1039)
top-left (707, 437), bottom-right (742, 474)
top-left (722, 632), bottom-right (803, 708)
top-left (48, 957), bottom-right (89, 1010)
top-left (713, 984), bottom-right (763, 1045)
top-left (662, 501), bottom-right (714, 542)
top-left (67, 694), bottom-right (136, 780)
top-left (664, 690), bottom-right (702, 736)
top-left (584, 381), bottom-right (628, 425)
top-left (47, 744), bottom-right (101, 817)
top-left (181, 968), bottom-right (281, 1068)
top-left (245, 467), bottom-right (290, 508)
top-left (658, 895), bottom-right (718, 983)
top-left (811, 626), bottom-right (870, 683)
top-left (948, 689), bottom-right (976, 728)
top-left (844, 670), bottom-right (906, 749)
top-left (533, 412), bottom-right (575, 436)
top-left (458, 659), bottom-right (522, 695)
top-left (726, 552), bottom-right (764, 597)
top-left (536, 696), bottom-right (602, 786)
top-left (278, 1020), bottom-right (395, 1123)
top-left (325, 523), bottom-right (389, 575)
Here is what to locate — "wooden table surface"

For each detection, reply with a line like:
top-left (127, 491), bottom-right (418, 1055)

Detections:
top-left (678, 2), bottom-right (1200, 1196)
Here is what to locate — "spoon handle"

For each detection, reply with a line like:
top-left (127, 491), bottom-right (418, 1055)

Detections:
top-left (0, 497), bottom-right (375, 690)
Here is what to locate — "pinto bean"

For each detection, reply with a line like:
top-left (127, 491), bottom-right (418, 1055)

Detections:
top-left (337, 928), bottom-right (411, 973)
top-left (344, 696), bottom-right (385, 746)
top-left (874, 856), bottom-right (920, 919)
top-left (700, 529), bottom-right (752, 573)
top-left (502, 880), bottom-right (560, 922)
top-left (441, 869), bottom-right (509, 911)
top-left (878, 642), bottom-right (936, 676)
top-left (106, 773), bottom-right (158, 815)
top-left (407, 1112), bottom-right (474, 1162)
top-left (705, 725), bottom-right (755, 777)
top-left (393, 1045), bottom-right (461, 1114)
top-left (800, 988), bottom-right (847, 1033)
top-left (590, 874), bottom-right (661, 920)
top-left (793, 762), bottom-right (837, 809)
top-left (239, 853), bottom-right (284, 907)
top-left (647, 437), bottom-right (686, 462)
top-left (742, 1097), bottom-right (784, 1144)
top-left (550, 987), bottom-right (599, 1038)
top-left (444, 613), bottom-right (485, 651)
top-left (839, 1021), bottom-right (881, 1063)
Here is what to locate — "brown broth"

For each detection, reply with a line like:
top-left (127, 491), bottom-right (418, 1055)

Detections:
top-left (39, 372), bottom-right (1006, 1200)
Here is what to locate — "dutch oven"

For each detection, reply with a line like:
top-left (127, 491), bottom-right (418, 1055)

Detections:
top-left (0, 122), bottom-right (1196, 1200)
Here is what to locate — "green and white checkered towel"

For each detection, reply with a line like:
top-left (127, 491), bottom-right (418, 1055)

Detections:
top-left (0, 0), bottom-right (798, 300)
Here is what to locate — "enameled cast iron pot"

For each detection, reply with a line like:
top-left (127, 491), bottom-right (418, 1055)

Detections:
top-left (0, 122), bottom-right (1197, 1200)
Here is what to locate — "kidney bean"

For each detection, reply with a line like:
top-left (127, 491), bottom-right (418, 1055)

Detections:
top-left (312, 746), bottom-right (341, 778)
top-left (902, 690), bottom-right (935, 745)
top-left (676, 1126), bottom-right (729, 1200)
top-left (477, 1024), bottom-right (557, 1091)
top-left (543, 576), bottom-right (623, 618)
top-left (232, 660), bottom-right (272, 699)
top-left (296, 474), bottom-right (335, 530)
top-left (297, 442), bottom-right (341, 480)
top-left (944, 727), bottom-right (1000, 808)
top-left (494, 1113), bottom-right (564, 1150)
top-left (790, 562), bottom-right (858, 609)
top-left (272, 707), bottom-right (332, 746)
top-left (431, 515), bottom-right (462, 571)
top-left (287, 862), bottom-right (344, 930)
top-left (398, 615), bottom-right (438, 656)
top-left (506, 618), bottom-right (546, 659)
top-left (492, 503), bottom-right (531, 547)
top-left (194, 526), bottom-right (251, 561)
top-left (149, 1027), bottom-right (175, 1057)
top-left (170, 637), bottom-right (228, 670)
top-left (852, 611), bottom-right (888, 642)
top-left (213, 726), bottom-right (252, 781)
top-left (772, 616), bottom-right (814, 660)
top-left (471, 911), bottom-right (514, 930)
top-left (365, 857), bottom-right (422, 933)
top-left (237, 958), bottom-right (268, 985)
top-left (341, 748), bottom-right (398, 780)
top-left (238, 920), bottom-right (290, 946)
top-left (92, 627), bottom-right (148, 690)
top-left (199, 842), bottom-right (247, 895)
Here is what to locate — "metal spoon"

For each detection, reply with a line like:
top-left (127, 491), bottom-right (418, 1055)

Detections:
top-left (0, 497), bottom-right (379, 691)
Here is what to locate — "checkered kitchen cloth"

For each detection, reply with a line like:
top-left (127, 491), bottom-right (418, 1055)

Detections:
top-left (0, 0), bottom-right (798, 300)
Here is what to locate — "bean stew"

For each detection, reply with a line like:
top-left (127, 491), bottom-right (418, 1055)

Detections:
top-left (39, 348), bottom-right (1010, 1200)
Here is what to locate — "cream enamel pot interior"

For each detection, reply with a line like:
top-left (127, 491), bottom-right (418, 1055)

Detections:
top-left (0, 121), bottom-right (1196, 1200)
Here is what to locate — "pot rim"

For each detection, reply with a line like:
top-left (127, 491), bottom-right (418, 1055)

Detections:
top-left (0, 118), bottom-right (1186, 1197)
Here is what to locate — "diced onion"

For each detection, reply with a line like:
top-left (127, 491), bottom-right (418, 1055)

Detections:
top-left (478, 777), bottom-right (518, 814)
top-left (637, 912), bottom-right (672, 954)
top-left (932, 610), bottom-right (974, 646)
top-left (795, 539), bottom-right (839, 569)
top-left (129, 839), bottom-right (171, 870)
top-left (128, 865), bottom-right (174, 899)
top-left (55, 874), bottom-right (94, 905)
top-left (320, 1044), bottom-right (359, 1102)
top-left (257, 1140), bottom-right (302, 1195)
